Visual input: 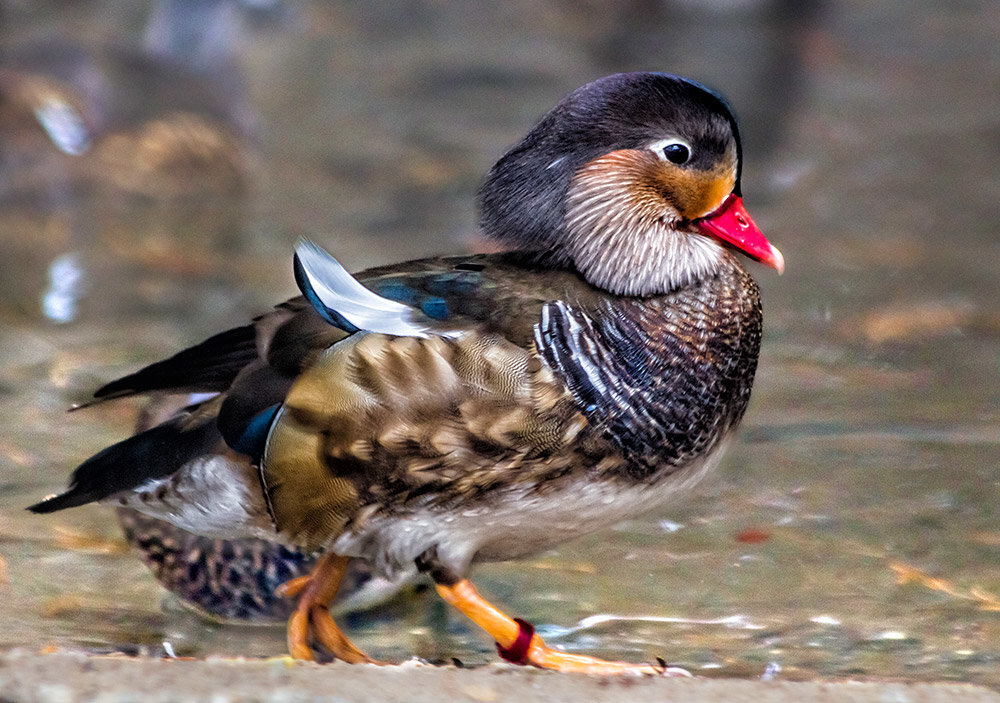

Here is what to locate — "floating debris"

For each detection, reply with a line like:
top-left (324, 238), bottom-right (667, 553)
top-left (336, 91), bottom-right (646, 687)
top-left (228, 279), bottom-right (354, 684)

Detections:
top-left (891, 561), bottom-right (1000, 611)
top-left (735, 528), bottom-right (771, 544)
top-left (860, 301), bottom-right (977, 344)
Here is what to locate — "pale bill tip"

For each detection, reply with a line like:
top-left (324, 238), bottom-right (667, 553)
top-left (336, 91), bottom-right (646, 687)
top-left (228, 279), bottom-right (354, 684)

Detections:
top-left (769, 244), bottom-right (786, 275)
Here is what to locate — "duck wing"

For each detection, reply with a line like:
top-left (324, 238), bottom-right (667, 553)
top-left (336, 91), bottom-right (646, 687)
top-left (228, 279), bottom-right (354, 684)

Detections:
top-left (33, 242), bottom-right (589, 517)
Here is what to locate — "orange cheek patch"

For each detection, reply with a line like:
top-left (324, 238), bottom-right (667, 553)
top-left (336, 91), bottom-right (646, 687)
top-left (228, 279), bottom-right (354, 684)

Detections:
top-left (657, 165), bottom-right (735, 220)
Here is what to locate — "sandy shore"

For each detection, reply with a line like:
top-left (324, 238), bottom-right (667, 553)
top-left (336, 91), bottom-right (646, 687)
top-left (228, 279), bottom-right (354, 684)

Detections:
top-left (0, 650), bottom-right (997, 703)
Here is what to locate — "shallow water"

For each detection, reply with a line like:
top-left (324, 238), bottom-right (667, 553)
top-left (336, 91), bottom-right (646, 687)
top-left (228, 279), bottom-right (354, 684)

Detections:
top-left (1, 0), bottom-right (998, 686)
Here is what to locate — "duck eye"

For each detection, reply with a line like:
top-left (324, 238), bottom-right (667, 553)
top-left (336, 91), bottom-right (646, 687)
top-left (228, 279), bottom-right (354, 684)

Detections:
top-left (661, 143), bottom-right (690, 165)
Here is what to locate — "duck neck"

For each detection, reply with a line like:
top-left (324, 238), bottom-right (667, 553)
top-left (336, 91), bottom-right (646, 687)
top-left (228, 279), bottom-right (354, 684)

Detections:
top-left (565, 224), bottom-right (728, 296)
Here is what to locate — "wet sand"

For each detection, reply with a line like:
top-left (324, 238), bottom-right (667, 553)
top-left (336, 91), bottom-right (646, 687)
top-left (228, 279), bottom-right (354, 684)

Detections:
top-left (0, 651), bottom-right (997, 703)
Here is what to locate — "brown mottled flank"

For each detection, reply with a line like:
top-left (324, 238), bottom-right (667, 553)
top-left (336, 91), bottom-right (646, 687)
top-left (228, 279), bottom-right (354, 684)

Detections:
top-left (263, 328), bottom-right (587, 551)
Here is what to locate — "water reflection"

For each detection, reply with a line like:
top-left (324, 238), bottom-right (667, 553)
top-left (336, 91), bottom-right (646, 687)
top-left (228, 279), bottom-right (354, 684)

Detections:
top-left (31, 92), bottom-right (90, 155)
top-left (1, 0), bottom-right (998, 688)
top-left (0, 0), bottom-right (263, 324)
top-left (40, 251), bottom-right (83, 323)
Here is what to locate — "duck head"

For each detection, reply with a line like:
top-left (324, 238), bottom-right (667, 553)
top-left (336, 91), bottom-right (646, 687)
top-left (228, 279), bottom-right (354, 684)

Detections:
top-left (478, 72), bottom-right (783, 296)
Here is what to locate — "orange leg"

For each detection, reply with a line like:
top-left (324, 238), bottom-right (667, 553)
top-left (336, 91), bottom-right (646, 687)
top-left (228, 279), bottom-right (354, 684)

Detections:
top-left (277, 553), bottom-right (379, 664)
top-left (436, 579), bottom-right (690, 676)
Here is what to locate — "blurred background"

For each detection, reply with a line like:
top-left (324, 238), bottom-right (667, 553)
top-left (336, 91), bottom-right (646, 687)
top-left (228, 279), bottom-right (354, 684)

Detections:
top-left (1, 0), bottom-right (998, 685)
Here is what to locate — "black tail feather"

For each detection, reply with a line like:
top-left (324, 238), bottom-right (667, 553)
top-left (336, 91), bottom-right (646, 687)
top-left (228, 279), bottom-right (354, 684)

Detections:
top-left (28, 414), bottom-right (223, 514)
top-left (83, 324), bottom-right (260, 407)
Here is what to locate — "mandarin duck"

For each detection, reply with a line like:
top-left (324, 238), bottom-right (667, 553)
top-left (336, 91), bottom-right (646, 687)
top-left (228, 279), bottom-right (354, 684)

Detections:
top-left (31, 72), bottom-right (783, 674)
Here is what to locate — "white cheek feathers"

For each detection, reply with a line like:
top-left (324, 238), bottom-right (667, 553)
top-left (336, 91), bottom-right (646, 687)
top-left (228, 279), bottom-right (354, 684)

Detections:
top-left (563, 152), bottom-right (726, 296)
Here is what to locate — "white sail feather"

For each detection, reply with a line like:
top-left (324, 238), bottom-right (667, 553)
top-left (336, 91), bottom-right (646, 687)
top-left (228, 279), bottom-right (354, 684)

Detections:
top-left (296, 239), bottom-right (461, 338)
